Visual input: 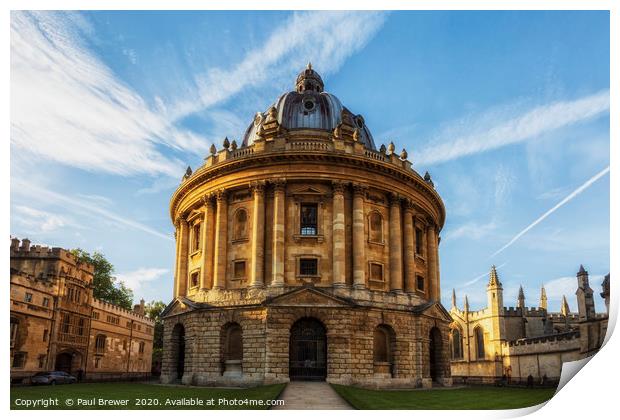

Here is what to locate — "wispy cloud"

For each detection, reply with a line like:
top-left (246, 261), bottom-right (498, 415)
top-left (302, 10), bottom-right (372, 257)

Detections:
top-left (116, 267), bottom-right (169, 294)
top-left (12, 178), bottom-right (173, 242)
top-left (445, 220), bottom-right (497, 242)
top-left (11, 11), bottom-right (206, 177)
top-left (12, 205), bottom-right (75, 233)
top-left (491, 166), bottom-right (610, 257)
top-left (172, 11), bottom-right (388, 119)
top-left (416, 90), bottom-right (610, 166)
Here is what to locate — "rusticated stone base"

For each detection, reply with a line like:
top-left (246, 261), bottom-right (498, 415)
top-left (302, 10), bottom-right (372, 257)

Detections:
top-left (160, 286), bottom-right (452, 389)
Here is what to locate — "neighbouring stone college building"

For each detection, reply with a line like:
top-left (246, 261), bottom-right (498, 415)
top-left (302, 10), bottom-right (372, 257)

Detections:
top-left (449, 265), bottom-right (609, 384)
top-left (10, 238), bottom-right (155, 384)
top-left (161, 65), bottom-right (452, 388)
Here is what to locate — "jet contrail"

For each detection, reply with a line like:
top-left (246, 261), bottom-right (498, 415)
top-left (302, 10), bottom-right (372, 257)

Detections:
top-left (462, 262), bottom-right (508, 287)
top-left (491, 166), bottom-right (610, 258)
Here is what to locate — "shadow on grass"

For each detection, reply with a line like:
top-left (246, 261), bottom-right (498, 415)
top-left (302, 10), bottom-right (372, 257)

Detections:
top-left (11, 382), bottom-right (286, 410)
top-left (330, 384), bottom-right (557, 410)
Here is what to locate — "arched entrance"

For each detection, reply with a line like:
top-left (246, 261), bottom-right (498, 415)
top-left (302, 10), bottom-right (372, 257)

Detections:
top-left (429, 327), bottom-right (443, 382)
top-left (171, 323), bottom-right (185, 381)
top-left (289, 318), bottom-right (327, 381)
top-left (55, 351), bottom-right (82, 374)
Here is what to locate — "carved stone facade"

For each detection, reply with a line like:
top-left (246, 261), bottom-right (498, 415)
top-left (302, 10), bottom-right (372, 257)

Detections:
top-left (161, 66), bottom-right (451, 388)
top-left (449, 265), bottom-right (609, 384)
top-left (10, 238), bottom-right (155, 384)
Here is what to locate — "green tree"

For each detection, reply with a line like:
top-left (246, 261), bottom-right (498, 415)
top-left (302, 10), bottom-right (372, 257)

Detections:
top-left (71, 248), bottom-right (134, 310)
top-left (145, 300), bottom-right (166, 375)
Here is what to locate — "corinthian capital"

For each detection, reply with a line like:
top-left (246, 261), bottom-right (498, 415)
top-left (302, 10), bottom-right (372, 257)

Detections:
top-left (352, 183), bottom-right (367, 197)
top-left (271, 178), bottom-right (287, 193)
top-left (249, 180), bottom-right (267, 194)
top-left (332, 180), bottom-right (347, 195)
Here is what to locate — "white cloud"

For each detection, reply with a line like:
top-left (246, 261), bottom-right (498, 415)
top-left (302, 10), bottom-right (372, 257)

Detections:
top-left (171, 11), bottom-right (388, 119)
top-left (13, 205), bottom-right (73, 232)
top-left (491, 166), bottom-right (610, 257)
top-left (116, 267), bottom-right (169, 293)
top-left (494, 164), bottom-right (516, 207)
top-left (11, 11), bottom-right (206, 177)
top-left (445, 220), bottom-right (497, 242)
top-left (416, 90), bottom-right (610, 166)
top-left (12, 178), bottom-right (173, 242)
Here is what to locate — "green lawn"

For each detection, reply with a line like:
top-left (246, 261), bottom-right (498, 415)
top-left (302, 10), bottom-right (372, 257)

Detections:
top-left (11, 382), bottom-right (286, 410)
top-left (331, 384), bottom-right (557, 410)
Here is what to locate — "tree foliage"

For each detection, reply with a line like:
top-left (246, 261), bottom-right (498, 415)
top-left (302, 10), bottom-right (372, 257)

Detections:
top-left (144, 300), bottom-right (166, 351)
top-left (71, 248), bottom-right (134, 310)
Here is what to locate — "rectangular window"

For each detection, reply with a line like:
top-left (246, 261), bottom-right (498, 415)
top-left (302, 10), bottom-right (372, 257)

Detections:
top-left (42, 297), bottom-right (50, 307)
top-left (43, 329), bottom-right (49, 342)
top-left (415, 227), bottom-right (424, 255)
top-left (12, 352), bottom-right (27, 368)
top-left (416, 275), bottom-right (425, 291)
top-left (299, 258), bottom-right (318, 276)
top-left (190, 271), bottom-right (199, 288)
top-left (300, 203), bottom-right (318, 235)
top-left (139, 342), bottom-right (145, 354)
top-left (38, 355), bottom-right (46, 369)
top-left (95, 357), bottom-right (100, 368)
top-left (61, 314), bottom-right (71, 333)
top-left (92, 311), bottom-right (99, 320)
top-left (369, 263), bottom-right (384, 282)
top-left (233, 260), bottom-right (246, 279)
top-left (25, 293), bottom-right (33, 303)
top-left (10, 319), bottom-right (18, 348)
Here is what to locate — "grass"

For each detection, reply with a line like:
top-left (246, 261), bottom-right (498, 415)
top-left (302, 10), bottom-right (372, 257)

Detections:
top-left (331, 384), bottom-right (557, 410)
top-left (11, 382), bottom-right (286, 410)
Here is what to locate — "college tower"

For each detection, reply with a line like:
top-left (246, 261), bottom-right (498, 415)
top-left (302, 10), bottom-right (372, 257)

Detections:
top-left (161, 65), bottom-right (451, 388)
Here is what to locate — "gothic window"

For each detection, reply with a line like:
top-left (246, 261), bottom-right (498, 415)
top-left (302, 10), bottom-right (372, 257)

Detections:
top-left (299, 258), bottom-right (318, 276)
top-left (475, 327), bottom-right (485, 360)
top-left (300, 203), bottom-right (318, 235)
top-left (223, 323), bottom-right (243, 361)
top-left (38, 355), bottom-right (46, 369)
top-left (10, 318), bottom-right (18, 348)
top-left (451, 328), bottom-right (463, 360)
top-left (61, 314), bottom-right (71, 334)
top-left (77, 318), bottom-right (85, 336)
top-left (192, 223), bottom-right (201, 251)
top-left (43, 329), bottom-right (48, 342)
top-left (95, 334), bottom-right (107, 355)
top-left (233, 208), bottom-right (248, 241)
top-left (12, 352), bottom-right (26, 368)
top-left (92, 311), bottom-right (99, 320)
top-left (233, 260), bottom-right (247, 279)
top-left (415, 227), bottom-right (424, 255)
top-left (369, 263), bottom-right (384, 282)
top-left (139, 342), bottom-right (145, 354)
top-left (368, 211), bottom-right (383, 243)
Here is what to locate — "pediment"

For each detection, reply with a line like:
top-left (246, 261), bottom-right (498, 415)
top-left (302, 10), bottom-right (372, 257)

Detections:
top-left (266, 286), bottom-right (355, 308)
top-left (417, 301), bottom-right (453, 322)
top-left (291, 186), bottom-right (324, 195)
top-left (161, 297), bottom-right (204, 318)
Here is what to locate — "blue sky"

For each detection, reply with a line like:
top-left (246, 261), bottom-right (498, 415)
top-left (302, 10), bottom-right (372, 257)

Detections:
top-left (10, 11), bottom-right (610, 313)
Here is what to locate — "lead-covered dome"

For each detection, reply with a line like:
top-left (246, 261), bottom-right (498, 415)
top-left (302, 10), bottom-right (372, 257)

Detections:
top-left (242, 63), bottom-right (376, 150)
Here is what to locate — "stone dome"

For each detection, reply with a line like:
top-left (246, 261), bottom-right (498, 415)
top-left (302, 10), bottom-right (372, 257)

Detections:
top-left (242, 63), bottom-right (376, 150)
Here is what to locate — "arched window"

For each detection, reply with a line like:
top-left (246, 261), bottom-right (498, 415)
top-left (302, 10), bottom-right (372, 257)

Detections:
top-left (373, 325), bottom-right (395, 377)
top-left (223, 323), bottom-right (243, 361)
top-left (95, 334), bottom-right (107, 354)
top-left (451, 328), bottom-right (463, 360)
top-left (233, 209), bottom-right (248, 240)
top-left (474, 327), bottom-right (485, 360)
top-left (368, 211), bottom-right (383, 243)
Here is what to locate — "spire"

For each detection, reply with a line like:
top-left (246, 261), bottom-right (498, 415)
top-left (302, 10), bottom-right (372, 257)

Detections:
top-left (464, 295), bottom-right (470, 312)
top-left (307, 62), bottom-right (312, 70)
top-left (578, 264), bottom-right (587, 275)
top-left (539, 285), bottom-right (548, 310)
top-left (561, 295), bottom-right (570, 316)
top-left (517, 285), bottom-right (525, 308)
top-left (452, 288), bottom-right (457, 308)
top-left (488, 265), bottom-right (502, 288)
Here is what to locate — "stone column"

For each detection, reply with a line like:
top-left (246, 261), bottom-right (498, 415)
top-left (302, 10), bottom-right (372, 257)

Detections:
top-left (352, 184), bottom-right (366, 289)
top-left (212, 190), bottom-right (228, 289)
top-left (332, 181), bottom-right (347, 287)
top-left (271, 179), bottom-right (286, 286)
top-left (172, 220), bottom-right (181, 298)
top-left (426, 223), bottom-right (438, 301)
top-left (403, 200), bottom-right (416, 293)
top-left (175, 217), bottom-right (189, 297)
top-left (388, 193), bottom-right (403, 292)
top-left (250, 181), bottom-right (266, 288)
top-left (200, 194), bottom-right (216, 291)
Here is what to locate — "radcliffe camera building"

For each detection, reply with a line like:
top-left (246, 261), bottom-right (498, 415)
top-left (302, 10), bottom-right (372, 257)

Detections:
top-left (161, 65), bottom-right (452, 388)
top-left (10, 238), bottom-right (155, 384)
